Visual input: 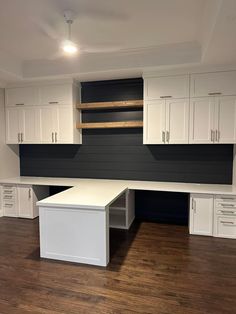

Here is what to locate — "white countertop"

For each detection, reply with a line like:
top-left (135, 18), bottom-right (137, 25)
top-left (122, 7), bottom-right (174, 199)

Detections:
top-left (1, 176), bottom-right (236, 210)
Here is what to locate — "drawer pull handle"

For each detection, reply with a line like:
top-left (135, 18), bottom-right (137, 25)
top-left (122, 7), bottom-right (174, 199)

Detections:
top-left (220, 204), bottom-right (234, 207)
top-left (15, 103), bottom-right (24, 106)
top-left (221, 221), bottom-right (234, 225)
top-left (208, 92), bottom-right (222, 95)
top-left (220, 210), bottom-right (235, 214)
top-left (49, 101), bottom-right (58, 104)
top-left (220, 197), bottom-right (236, 200)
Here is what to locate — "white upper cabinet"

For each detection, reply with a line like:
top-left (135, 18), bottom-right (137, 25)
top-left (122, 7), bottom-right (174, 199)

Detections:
top-left (144, 99), bottom-right (189, 144)
top-left (189, 97), bottom-right (215, 144)
top-left (216, 96), bottom-right (236, 143)
top-left (5, 80), bottom-right (81, 144)
top-left (144, 75), bottom-right (189, 100)
top-left (55, 106), bottom-right (73, 143)
top-left (6, 107), bottom-right (21, 144)
top-left (5, 86), bottom-right (39, 107)
top-left (40, 84), bottom-right (72, 105)
top-left (143, 100), bottom-right (166, 144)
top-left (191, 71), bottom-right (236, 97)
top-left (166, 99), bottom-right (189, 144)
top-left (190, 96), bottom-right (236, 144)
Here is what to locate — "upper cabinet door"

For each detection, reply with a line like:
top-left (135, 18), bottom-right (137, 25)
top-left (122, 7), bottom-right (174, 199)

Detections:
top-left (39, 106), bottom-right (55, 143)
top-left (54, 106), bottom-right (73, 143)
top-left (143, 100), bottom-right (166, 144)
top-left (5, 107), bottom-right (20, 144)
top-left (166, 99), bottom-right (189, 144)
top-left (189, 97), bottom-right (215, 144)
top-left (40, 84), bottom-right (72, 105)
top-left (144, 75), bottom-right (189, 100)
top-left (21, 107), bottom-right (41, 144)
top-left (5, 87), bottom-right (39, 107)
top-left (216, 96), bottom-right (236, 144)
top-left (191, 71), bottom-right (236, 97)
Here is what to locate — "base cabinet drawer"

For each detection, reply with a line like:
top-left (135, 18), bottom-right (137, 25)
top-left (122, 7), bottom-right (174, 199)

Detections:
top-left (3, 202), bottom-right (18, 217)
top-left (214, 216), bottom-right (236, 239)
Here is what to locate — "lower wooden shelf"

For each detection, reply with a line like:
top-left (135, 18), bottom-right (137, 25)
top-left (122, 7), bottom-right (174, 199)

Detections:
top-left (77, 121), bottom-right (143, 129)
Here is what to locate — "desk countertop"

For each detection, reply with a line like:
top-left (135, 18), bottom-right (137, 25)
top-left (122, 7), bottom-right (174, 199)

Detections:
top-left (1, 176), bottom-right (236, 210)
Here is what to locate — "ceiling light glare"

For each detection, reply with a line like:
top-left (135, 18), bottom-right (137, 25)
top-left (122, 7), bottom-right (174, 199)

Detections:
top-left (62, 40), bottom-right (78, 54)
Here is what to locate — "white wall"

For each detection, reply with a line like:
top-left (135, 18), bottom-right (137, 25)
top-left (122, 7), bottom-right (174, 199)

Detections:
top-left (0, 88), bottom-right (19, 178)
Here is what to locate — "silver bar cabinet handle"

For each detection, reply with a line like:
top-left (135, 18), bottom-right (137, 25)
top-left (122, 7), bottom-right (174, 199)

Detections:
top-left (162, 131), bottom-right (165, 143)
top-left (208, 92), bottom-right (222, 96)
top-left (211, 130), bottom-right (214, 142)
top-left (18, 133), bottom-right (20, 143)
top-left (55, 132), bottom-right (57, 143)
top-left (166, 131), bottom-right (170, 143)
top-left (21, 133), bottom-right (23, 143)
top-left (28, 188), bottom-right (31, 199)
top-left (52, 132), bottom-right (54, 143)
top-left (160, 96), bottom-right (172, 99)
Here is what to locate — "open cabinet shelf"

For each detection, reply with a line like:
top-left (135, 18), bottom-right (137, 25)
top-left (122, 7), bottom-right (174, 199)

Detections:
top-left (77, 100), bottom-right (143, 110)
top-left (77, 121), bottom-right (143, 129)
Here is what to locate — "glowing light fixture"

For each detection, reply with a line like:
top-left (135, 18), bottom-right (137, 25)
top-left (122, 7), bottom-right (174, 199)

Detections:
top-left (62, 11), bottom-right (78, 55)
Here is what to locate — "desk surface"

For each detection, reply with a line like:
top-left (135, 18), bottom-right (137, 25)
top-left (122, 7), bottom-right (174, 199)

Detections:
top-left (1, 176), bottom-right (236, 210)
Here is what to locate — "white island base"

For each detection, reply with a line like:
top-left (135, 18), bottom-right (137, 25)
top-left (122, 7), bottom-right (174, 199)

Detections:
top-left (39, 206), bottom-right (109, 266)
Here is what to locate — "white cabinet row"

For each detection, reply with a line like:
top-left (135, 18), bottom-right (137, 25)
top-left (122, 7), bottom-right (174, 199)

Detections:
top-left (5, 81), bottom-right (81, 144)
top-left (0, 184), bottom-right (49, 219)
top-left (144, 71), bottom-right (236, 100)
top-left (6, 105), bottom-right (80, 144)
top-left (189, 194), bottom-right (236, 239)
top-left (5, 83), bottom-right (74, 107)
top-left (144, 96), bottom-right (236, 144)
top-left (144, 71), bottom-right (236, 144)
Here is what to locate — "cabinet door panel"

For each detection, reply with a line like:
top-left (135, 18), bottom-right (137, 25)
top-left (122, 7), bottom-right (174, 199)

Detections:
top-left (143, 100), bottom-right (166, 144)
top-left (55, 106), bottom-right (73, 143)
top-left (191, 71), bottom-right (236, 97)
top-left (166, 99), bottom-right (189, 144)
top-left (216, 96), bottom-right (236, 143)
top-left (189, 98), bottom-right (215, 144)
top-left (40, 84), bottom-right (72, 105)
top-left (5, 87), bottom-right (39, 107)
top-left (145, 75), bottom-right (189, 100)
top-left (5, 108), bottom-right (20, 144)
top-left (21, 107), bottom-right (41, 143)
top-left (40, 106), bottom-right (55, 143)
top-left (190, 194), bottom-right (213, 236)
top-left (18, 186), bottom-right (33, 218)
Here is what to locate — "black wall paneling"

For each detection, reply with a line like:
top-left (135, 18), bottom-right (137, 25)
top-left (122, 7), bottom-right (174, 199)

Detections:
top-left (20, 142), bottom-right (233, 184)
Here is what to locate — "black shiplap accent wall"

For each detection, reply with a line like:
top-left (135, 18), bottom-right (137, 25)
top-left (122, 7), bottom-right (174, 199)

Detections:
top-left (20, 78), bottom-right (233, 184)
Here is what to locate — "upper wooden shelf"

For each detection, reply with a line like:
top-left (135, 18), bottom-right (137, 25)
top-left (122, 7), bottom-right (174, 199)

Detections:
top-left (77, 121), bottom-right (143, 129)
top-left (77, 100), bottom-right (143, 110)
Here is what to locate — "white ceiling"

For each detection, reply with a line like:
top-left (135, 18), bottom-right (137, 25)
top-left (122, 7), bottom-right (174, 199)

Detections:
top-left (0, 0), bottom-right (236, 84)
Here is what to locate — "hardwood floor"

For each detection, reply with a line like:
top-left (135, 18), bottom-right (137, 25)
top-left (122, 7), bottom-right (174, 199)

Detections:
top-left (0, 217), bottom-right (235, 314)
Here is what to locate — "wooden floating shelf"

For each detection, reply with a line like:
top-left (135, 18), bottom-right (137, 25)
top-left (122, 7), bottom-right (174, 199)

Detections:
top-left (77, 121), bottom-right (143, 129)
top-left (77, 100), bottom-right (143, 110)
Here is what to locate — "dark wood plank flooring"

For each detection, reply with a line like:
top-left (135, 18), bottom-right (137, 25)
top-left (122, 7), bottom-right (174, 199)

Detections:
top-left (0, 217), bottom-right (235, 314)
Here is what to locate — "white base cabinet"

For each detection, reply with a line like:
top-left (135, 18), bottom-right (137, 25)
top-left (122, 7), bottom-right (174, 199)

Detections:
top-left (189, 194), bottom-right (214, 236)
top-left (190, 194), bottom-right (236, 239)
top-left (0, 184), bottom-right (49, 219)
